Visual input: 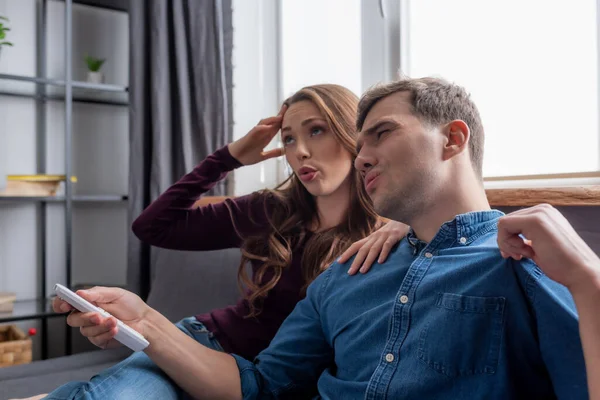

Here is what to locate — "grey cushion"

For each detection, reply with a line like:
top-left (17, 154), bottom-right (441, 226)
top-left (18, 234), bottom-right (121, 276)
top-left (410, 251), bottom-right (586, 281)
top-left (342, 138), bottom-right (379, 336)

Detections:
top-left (0, 347), bottom-right (132, 399)
top-left (1, 362), bottom-right (121, 399)
top-left (146, 248), bottom-right (243, 322)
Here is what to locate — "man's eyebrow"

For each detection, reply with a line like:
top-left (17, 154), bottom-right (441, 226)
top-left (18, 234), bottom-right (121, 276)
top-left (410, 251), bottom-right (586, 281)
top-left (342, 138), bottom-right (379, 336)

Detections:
top-left (363, 119), bottom-right (401, 136)
top-left (356, 119), bottom-right (401, 152)
top-left (282, 117), bottom-right (327, 132)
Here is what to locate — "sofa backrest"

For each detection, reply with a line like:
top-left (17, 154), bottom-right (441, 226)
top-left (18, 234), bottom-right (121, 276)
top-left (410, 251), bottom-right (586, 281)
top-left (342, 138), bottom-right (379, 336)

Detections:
top-left (146, 248), bottom-right (244, 322)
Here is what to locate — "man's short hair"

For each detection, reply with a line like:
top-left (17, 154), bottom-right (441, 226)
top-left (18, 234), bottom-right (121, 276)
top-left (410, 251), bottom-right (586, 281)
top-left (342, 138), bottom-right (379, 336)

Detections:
top-left (357, 76), bottom-right (485, 178)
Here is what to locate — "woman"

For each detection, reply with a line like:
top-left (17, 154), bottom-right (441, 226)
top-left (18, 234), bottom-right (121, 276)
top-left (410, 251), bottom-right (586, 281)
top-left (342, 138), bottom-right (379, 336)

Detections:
top-left (36, 84), bottom-right (408, 400)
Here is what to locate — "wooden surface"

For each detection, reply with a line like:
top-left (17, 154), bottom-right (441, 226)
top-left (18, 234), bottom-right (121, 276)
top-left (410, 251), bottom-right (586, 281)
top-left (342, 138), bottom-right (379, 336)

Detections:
top-left (192, 196), bottom-right (231, 209)
top-left (485, 186), bottom-right (600, 207)
top-left (484, 171), bottom-right (600, 181)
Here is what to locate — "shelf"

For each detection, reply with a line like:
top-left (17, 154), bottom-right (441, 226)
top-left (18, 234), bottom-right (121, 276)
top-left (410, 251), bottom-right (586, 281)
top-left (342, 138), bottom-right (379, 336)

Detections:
top-left (0, 73), bottom-right (129, 105)
top-left (71, 80), bottom-right (127, 93)
top-left (0, 73), bottom-right (128, 93)
top-left (73, 195), bottom-right (129, 202)
top-left (0, 298), bottom-right (63, 323)
top-left (0, 195), bottom-right (128, 203)
top-left (0, 89), bottom-right (128, 106)
top-left (71, 0), bottom-right (129, 13)
top-left (0, 73), bottom-right (65, 87)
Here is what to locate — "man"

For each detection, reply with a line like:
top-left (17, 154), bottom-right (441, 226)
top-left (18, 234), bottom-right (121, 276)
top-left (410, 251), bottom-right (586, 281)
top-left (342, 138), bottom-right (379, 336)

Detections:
top-left (44, 77), bottom-right (599, 400)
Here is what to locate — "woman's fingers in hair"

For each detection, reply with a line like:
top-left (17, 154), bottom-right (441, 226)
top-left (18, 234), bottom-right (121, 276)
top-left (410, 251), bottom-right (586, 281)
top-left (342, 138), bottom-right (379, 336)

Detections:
top-left (257, 104), bottom-right (287, 127)
top-left (278, 104), bottom-right (288, 117)
top-left (257, 115), bottom-right (283, 127)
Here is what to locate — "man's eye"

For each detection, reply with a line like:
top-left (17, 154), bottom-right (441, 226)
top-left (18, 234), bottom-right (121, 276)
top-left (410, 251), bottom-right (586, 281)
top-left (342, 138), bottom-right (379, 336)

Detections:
top-left (377, 130), bottom-right (389, 138)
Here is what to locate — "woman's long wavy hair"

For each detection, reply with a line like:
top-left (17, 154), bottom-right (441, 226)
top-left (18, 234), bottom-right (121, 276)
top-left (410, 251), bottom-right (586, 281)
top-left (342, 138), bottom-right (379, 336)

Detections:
top-left (236, 84), bottom-right (381, 318)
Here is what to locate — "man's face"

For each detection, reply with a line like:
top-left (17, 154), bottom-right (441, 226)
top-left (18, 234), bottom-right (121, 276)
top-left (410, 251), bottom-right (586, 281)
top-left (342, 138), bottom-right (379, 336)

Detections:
top-left (355, 91), bottom-right (442, 223)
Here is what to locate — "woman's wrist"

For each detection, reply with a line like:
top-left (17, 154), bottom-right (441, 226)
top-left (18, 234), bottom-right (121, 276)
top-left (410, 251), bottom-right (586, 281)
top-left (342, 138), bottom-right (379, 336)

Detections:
top-left (569, 263), bottom-right (600, 305)
top-left (226, 142), bottom-right (242, 163)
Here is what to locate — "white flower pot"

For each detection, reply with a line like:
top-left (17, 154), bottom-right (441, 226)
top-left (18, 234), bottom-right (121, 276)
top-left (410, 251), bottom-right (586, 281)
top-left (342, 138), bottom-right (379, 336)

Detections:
top-left (86, 71), bottom-right (104, 84)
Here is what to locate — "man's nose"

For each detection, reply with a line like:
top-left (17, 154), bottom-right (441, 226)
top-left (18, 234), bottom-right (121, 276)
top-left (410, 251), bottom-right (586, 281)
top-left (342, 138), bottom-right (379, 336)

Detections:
top-left (355, 149), bottom-right (375, 172)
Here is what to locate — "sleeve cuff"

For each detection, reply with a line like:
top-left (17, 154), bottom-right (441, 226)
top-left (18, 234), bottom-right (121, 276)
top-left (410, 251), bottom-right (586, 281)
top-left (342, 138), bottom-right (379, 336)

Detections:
top-left (215, 145), bottom-right (244, 170)
top-left (232, 354), bottom-right (262, 400)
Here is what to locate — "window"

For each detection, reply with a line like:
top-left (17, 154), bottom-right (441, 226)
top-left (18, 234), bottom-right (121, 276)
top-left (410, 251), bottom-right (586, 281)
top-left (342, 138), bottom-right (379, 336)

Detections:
top-left (280, 0), bottom-right (362, 97)
top-left (404, 0), bottom-right (599, 177)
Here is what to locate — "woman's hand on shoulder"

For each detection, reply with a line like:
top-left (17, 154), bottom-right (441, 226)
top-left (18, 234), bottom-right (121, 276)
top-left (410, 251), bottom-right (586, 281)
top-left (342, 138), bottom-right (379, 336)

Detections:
top-left (228, 105), bottom-right (287, 166)
top-left (339, 220), bottom-right (410, 275)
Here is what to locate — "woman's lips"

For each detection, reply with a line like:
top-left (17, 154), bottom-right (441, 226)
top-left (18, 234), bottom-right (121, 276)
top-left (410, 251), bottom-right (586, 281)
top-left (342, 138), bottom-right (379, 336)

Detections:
top-left (299, 171), bottom-right (318, 182)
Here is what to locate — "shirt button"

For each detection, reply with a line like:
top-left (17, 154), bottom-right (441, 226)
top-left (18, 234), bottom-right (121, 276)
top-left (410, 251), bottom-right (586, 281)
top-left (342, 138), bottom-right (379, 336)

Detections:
top-left (399, 295), bottom-right (409, 304)
top-left (385, 353), bottom-right (395, 363)
top-left (425, 252), bottom-right (433, 258)
top-left (460, 237), bottom-right (467, 244)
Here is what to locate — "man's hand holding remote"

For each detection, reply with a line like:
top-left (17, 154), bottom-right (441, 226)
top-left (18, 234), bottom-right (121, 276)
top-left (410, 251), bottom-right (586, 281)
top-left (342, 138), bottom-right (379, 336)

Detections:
top-left (53, 286), bottom-right (151, 350)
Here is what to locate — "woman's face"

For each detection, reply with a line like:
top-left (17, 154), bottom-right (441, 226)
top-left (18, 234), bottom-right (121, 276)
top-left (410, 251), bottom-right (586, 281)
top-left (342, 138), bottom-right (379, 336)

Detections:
top-left (281, 101), bottom-right (354, 197)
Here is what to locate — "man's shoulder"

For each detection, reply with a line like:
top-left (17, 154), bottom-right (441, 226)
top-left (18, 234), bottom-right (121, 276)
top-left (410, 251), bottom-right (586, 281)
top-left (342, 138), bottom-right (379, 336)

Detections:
top-left (322, 239), bottom-right (414, 292)
top-left (466, 229), bottom-right (572, 300)
top-left (510, 257), bottom-right (576, 311)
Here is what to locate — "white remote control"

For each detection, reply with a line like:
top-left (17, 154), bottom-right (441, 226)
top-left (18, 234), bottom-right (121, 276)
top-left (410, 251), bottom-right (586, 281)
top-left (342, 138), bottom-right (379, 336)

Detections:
top-left (54, 283), bottom-right (149, 352)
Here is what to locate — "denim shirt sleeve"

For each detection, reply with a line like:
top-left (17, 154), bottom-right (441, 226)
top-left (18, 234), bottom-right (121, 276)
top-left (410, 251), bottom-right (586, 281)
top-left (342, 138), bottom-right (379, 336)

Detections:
top-left (232, 267), bottom-right (335, 400)
top-left (514, 259), bottom-right (588, 399)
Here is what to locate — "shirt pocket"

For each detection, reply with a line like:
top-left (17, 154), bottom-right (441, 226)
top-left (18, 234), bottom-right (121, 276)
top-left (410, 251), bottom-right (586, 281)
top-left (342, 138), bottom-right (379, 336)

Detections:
top-left (418, 292), bottom-right (506, 377)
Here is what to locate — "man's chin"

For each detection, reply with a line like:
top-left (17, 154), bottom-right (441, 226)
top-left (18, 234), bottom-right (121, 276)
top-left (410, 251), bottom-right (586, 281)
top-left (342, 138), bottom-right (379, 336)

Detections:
top-left (372, 194), bottom-right (396, 220)
top-left (372, 194), bottom-right (387, 216)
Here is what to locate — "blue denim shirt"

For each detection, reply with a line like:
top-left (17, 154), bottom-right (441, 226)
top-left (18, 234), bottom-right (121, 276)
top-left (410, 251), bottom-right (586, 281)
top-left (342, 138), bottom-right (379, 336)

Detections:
top-left (233, 210), bottom-right (588, 399)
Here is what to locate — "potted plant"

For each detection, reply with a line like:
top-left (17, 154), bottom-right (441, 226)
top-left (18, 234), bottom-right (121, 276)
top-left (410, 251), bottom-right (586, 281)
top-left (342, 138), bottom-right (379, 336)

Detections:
top-left (0, 16), bottom-right (14, 61)
top-left (84, 55), bottom-right (106, 84)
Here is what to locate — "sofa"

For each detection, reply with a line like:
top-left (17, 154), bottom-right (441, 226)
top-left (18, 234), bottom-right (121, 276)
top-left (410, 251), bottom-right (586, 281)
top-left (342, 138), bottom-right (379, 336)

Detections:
top-left (0, 248), bottom-right (243, 399)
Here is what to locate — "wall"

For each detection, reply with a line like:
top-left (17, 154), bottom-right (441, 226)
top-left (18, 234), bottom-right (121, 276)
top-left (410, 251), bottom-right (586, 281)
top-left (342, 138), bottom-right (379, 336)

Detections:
top-left (0, 0), bottom-right (128, 359)
top-left (230, 0), bottom-right (280, 196)
top-left (230, 0), bottom-right (394, 195)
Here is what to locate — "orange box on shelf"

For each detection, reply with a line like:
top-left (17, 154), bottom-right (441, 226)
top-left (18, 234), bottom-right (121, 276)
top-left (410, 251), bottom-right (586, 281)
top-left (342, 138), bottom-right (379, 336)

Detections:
top-left (0, 175), bottom-right (77, 197)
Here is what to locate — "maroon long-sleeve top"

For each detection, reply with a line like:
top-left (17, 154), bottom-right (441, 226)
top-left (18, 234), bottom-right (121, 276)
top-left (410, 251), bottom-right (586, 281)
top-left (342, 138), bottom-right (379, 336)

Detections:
top-left (131, 146), bottom-right (307, 360)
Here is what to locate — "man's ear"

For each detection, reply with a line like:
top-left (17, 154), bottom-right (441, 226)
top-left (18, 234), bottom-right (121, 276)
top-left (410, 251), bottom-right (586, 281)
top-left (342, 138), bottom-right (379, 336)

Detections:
top-left (442, 120), bottom-right (470, 161)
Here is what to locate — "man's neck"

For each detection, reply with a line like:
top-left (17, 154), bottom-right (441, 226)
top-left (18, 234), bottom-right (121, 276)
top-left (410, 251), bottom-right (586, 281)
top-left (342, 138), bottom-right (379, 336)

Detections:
top-left (410, 179), bottom-right (490, 243)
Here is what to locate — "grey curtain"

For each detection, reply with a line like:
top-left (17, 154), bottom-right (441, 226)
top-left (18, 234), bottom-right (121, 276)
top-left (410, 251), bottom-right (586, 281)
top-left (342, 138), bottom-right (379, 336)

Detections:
top-left (127, 0), bottom-right (233, 299)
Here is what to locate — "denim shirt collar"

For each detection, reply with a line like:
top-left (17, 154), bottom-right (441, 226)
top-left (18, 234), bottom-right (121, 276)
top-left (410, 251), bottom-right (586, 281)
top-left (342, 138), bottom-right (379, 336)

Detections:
top-left (406, 209), bottom-right (505, 251)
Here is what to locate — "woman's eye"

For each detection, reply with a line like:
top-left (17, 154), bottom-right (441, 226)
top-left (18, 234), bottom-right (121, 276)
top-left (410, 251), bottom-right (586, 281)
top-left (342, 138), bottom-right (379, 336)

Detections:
top-left (310, 127), bottom-right (324, 136)
top-left (283, 135), bottom-right (295, 146)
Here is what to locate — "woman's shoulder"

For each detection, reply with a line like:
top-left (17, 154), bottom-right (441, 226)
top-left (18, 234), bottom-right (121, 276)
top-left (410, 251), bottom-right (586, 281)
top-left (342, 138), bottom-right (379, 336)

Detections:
top-left (222, 190), bottom-right (285, 234)
top-left (243, 189), bottom-right (286, 213)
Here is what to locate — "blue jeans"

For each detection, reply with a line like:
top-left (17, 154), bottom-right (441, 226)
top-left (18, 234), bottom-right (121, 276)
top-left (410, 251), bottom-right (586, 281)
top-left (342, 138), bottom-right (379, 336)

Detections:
top-left (43, 317), bottom-right (223, 400)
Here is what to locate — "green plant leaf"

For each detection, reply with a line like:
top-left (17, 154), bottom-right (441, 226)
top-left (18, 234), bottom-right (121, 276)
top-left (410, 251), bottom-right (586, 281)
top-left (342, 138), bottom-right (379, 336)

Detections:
top-left (84, 55), bottom-right (106, 72)
top-left (0, 42), bottom-right (13, 46)
top-left (0, 32), bottom-right (5, 40)
top-left (0, 16), bottom-right (9, 22)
